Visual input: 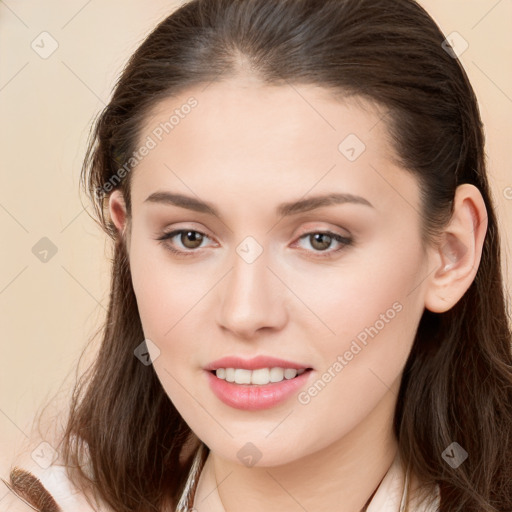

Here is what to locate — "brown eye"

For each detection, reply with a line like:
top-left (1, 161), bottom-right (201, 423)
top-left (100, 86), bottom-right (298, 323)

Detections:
top-left (179, 230), bottom-right (204, 249)
top-left (294, 231), bottom-right (353, 259)
top-left (309, 233), bottom-right (333, 251)
top-left (156, 229), bottom-right (211, 256)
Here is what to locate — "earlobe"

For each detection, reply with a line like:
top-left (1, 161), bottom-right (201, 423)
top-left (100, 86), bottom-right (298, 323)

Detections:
top-left (108, 189), bottom-right (128, 236)
top-left (423, 184), bottom-right (488, 313)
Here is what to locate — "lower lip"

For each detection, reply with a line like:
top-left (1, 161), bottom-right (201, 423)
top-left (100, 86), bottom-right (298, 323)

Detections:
top-left (205, 370), bottom-right (313, 410)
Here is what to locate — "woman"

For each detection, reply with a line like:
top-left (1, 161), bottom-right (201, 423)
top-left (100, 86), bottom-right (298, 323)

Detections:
top-left (3, 0), bottom-right (511, 511)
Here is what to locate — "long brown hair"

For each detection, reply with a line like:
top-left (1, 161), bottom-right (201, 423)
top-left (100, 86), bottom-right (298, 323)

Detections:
top-left (18, 0), bottom-right (512, 510)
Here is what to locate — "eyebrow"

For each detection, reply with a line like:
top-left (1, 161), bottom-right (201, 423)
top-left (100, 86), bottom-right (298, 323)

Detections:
top-left (143, 191), bottom-right (374, 217)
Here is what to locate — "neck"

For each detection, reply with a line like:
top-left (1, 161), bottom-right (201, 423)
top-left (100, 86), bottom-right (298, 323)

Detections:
top-left (193, 384), bottom-right (400, 512)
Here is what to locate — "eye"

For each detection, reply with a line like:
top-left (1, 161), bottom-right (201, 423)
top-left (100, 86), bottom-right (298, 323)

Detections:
top-left (293, 231), bottom-right (353, 258)
top-left (155, 228), bottom-right (353, 259)
top-left (156, 229), bottom-right (214, 257)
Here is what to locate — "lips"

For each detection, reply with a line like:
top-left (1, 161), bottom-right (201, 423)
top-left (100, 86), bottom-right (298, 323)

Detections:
top-left (204, 355), bottom-right (312, 371)
top-left (205, 367), bottom-right (313, 410)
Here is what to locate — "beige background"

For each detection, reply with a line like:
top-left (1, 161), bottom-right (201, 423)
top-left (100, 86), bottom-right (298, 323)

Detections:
top-left (0, 0), bottom-right (511, 496)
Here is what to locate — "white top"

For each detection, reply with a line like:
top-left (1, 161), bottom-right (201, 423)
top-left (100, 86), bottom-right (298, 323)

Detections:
top-left (3, 447), bottom-right (440, 511)
top-left (366, 450), bottom-right (440, 511)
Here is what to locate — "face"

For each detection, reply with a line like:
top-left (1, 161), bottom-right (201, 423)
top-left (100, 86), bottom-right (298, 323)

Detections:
top-left (110, 77), bottom-right (433, 467)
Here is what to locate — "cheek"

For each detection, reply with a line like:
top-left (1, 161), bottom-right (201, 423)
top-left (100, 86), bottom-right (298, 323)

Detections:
top-left (290, 259), bottom-right (423, 441)
top-left (129, 245), bottom-right (209, 409)
top-left (295, 237), bottom-right (425, 380)
top-left (340, 226), bottom-right (423, 329)
top-left (128, 238), bottom-right (209, 352)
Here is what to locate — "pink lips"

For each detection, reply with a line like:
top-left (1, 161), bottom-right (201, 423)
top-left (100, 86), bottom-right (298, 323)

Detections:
top-left (204, 355), bottom-right (311, 371)
top-left (204, 355), bottom-right (313, 410)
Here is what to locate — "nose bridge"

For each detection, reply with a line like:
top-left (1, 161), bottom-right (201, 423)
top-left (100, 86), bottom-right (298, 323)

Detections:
top-left (216, 237), bottom-right (287, 337)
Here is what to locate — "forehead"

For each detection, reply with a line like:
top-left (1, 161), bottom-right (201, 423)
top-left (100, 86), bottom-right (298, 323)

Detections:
top-left (129, 78), bottom-right (420, 218)
top-left (137, 78), bottom-right (394, 159)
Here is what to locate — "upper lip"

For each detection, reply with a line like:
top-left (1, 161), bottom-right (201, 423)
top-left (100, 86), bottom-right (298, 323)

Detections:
top-left (204, 355), bottom-right (312, 371)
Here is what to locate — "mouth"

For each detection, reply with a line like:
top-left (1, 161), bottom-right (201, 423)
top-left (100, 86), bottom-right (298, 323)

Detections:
top-left (205, 367), bottom-right (314, 410)
top-left (208, 367), bottom-right (314, 386)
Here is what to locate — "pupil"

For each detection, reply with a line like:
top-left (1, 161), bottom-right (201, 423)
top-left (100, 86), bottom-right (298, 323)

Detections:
top-left (183, 231), bottom-right (202, 248)
top-left (312, 233), bottom-right (331, 250)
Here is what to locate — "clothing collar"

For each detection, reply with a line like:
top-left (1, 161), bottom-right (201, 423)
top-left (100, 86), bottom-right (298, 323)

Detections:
top-left (5, 441), bottom-right (440, 511)
top-left (367, 449), bottom-right (440, 512)
top-left (181, 443), bottom-right (441, 512)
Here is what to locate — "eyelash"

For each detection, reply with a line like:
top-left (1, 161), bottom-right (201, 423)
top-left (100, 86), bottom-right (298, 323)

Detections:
top-left (155, 228), bottom-right (353, 259)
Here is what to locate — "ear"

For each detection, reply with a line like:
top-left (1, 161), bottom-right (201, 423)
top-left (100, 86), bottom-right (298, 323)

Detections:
top-left (108, 189), bottom-right (129, 240)
top-left (423, 183), bottom-right (488, 313)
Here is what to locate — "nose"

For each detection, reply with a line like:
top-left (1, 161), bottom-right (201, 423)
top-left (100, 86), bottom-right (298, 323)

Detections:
top-left (216, 247), bottom-right (288, 340)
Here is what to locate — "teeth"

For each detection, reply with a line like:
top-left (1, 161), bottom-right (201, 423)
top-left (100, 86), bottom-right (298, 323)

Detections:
top-left (235, 369), bottom-right (252, 384)
top-left (214, 367), bottom-right (307, 385)
top-left (250, 368), bottom-right (269, 385)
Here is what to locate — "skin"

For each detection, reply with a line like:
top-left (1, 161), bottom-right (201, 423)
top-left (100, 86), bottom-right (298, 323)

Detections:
top-left (108, 75), bottom-right (487, 512)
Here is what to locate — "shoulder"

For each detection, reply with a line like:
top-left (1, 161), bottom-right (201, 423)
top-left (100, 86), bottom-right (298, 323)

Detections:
top-left (2, 432), bottom-right (112, 512)
top-left (2, 463), bottom-right (105, 512)
top-left (1, 392), bottom-right (116, 511)
top-left (1, 467), bottom-right (60, 512)
top-left (1, 474), bottom-right (40, 511)
top-left (1, 381), bottom-right (115, 511)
